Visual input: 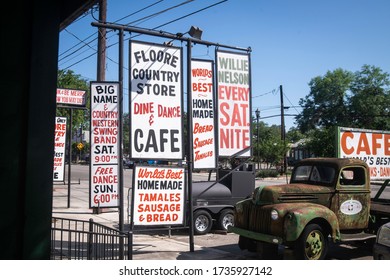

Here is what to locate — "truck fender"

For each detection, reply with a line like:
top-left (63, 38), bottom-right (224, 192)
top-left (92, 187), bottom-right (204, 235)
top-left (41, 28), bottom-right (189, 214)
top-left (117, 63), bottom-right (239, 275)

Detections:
top-left (283, 203), bottom-right (340, 242)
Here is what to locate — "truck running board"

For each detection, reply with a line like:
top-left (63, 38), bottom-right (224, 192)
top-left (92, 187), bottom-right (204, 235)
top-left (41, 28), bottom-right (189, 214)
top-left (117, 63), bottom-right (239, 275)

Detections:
top-left (340, 232), bottom-right (376, 242)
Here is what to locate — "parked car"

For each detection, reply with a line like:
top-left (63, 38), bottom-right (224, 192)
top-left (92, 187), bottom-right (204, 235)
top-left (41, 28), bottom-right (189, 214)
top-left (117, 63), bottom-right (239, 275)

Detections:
top-left (123, 158), bottom-right (134, 169)
top-left (373, 221), bottom-right (390, 260)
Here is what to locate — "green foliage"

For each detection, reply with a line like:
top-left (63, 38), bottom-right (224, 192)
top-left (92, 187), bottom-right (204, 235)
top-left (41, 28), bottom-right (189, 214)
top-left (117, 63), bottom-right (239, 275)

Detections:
top-left (256, 169), bottom-right (280, 178)
top-left (296, 65), bottom-right (390, 157)
top-left (252, 121), bottom-right (288, 168)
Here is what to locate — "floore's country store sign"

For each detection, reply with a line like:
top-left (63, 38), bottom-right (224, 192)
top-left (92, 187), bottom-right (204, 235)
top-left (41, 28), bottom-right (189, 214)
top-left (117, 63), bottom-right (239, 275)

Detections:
top-left (216, 50), bottom-right (251, 157)
top-left (129, 41), bottom-right (183, 160)
top-left (89, 82), bottom-right (120, 208)
top-left (132, 166), bottom-right (185, 226)
top-left (338, 127), bottom-right (390, 180)
top-left (191, 59), bottom-right (217, 169)
top-left (53, 117), bottom-right (67, 181)
top-left (56, 88), bottom-right (86, 107)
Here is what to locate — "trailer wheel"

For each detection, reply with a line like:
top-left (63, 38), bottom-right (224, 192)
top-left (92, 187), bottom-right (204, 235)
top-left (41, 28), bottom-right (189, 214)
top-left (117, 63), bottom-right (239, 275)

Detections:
top-left (194, 210), bottom-right (213, 235)
top-left (294, 224), bottom-right (328, 260)
top-left (218, 209), bottom-right (234, 231)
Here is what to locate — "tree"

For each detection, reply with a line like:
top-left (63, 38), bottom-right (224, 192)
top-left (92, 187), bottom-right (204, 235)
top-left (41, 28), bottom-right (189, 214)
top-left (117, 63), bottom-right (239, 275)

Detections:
top-left (57, 69), bottom-right (90, 159)
top-left (296, 65), bottom-right (390, 157)
top-left (296, 68), bottom-right (353, 133)
top-left (252, 120), bottom-right (288, 169)
top-left (349, 65), bottom-right (390, 130)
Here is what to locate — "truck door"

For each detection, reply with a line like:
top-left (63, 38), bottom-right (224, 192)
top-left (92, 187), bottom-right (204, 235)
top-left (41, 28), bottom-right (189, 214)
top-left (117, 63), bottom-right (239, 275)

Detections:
top-left (333, 166), bottom-right (371, 230)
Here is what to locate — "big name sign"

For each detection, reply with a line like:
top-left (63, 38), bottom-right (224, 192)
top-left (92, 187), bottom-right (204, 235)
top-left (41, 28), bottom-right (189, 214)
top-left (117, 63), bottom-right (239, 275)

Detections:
top-left (89, 82), bottom-right (120, 208)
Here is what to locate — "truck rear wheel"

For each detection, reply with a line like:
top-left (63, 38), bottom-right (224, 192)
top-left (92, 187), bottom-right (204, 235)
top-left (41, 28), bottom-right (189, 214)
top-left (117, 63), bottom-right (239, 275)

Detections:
top-left (218, 209), bottom-right (234, 231)
top-left (194, 210), bottom-right (213, 235)
top-left (294, 224), bottom-right (328, 260)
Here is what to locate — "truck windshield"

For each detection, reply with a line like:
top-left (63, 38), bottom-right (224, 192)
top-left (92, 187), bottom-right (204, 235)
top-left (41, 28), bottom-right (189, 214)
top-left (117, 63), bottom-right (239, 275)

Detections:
top-left (291, 165), bottom-right (336, 185)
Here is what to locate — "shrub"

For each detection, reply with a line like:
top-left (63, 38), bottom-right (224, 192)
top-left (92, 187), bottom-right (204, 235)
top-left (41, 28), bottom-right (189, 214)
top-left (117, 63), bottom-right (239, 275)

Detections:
top-left (256, 169), bottom-right (280, 178)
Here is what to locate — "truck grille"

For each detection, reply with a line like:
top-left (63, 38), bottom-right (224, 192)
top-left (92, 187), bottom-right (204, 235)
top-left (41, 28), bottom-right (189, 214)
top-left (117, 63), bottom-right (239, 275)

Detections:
top-left (235, 202), bottom-right (272, 234)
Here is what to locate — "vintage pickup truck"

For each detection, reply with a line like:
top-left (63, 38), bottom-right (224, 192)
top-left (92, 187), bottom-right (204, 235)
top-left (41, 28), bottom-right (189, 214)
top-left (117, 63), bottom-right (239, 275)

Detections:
top-left (228, 157), bottom-right (390, 260)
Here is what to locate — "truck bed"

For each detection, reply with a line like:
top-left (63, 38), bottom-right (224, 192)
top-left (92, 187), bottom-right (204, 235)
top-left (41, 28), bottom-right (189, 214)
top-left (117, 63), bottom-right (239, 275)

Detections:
top-left (370, 180), bottom-right (390, 216)
top-left (370, 200), bottom-right (390, 216)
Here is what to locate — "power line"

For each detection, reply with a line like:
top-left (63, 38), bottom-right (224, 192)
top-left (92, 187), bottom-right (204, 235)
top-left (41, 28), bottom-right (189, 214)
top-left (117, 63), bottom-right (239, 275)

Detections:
top-left (60, 0), bottom-right (198, 69)
top-left (61, 1), bottom-right (227, 70)
top-left (59, 0), bottom-right (166, 59)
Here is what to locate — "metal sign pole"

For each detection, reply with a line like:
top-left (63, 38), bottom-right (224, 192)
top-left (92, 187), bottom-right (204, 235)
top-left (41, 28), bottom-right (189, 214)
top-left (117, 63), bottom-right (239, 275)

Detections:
top-left (187, 39), bottom-right (195, 252)
top-left (118, 28), bottom-right (125, 260)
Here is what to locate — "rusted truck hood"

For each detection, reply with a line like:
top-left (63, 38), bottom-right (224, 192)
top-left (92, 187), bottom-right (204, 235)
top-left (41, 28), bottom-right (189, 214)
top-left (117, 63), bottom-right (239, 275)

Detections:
top-left (252, 183), bottom-right (334, 206)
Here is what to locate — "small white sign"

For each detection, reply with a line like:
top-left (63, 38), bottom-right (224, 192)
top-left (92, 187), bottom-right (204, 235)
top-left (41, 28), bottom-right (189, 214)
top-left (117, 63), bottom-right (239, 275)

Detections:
top-left (53, 117), bottom-right (67, 181)
top-left (56, 88), bottom-right (86, 107)
top-left (340, 199), bottom-right (363, 215)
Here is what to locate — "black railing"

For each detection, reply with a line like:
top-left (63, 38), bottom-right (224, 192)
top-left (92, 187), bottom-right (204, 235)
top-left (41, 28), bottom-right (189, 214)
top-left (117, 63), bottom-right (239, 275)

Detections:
top-left (51, 217), bottom-right (129, 260)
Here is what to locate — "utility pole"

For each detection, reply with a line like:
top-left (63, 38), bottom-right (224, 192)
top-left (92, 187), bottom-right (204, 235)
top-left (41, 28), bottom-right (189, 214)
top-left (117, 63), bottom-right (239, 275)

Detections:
top-left (97, 0), bottom-right (107, 81)
top-left (280, 85), bottom-right (287, 174)
top-left (94, 0), bottom-right (106, 216)
top-left (255, 108), bottom-right (260, 170)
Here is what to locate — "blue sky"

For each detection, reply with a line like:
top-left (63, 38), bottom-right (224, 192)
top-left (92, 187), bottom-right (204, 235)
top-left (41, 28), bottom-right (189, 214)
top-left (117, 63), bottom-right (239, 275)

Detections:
top-left (58, 0), bottom-right (390, 130)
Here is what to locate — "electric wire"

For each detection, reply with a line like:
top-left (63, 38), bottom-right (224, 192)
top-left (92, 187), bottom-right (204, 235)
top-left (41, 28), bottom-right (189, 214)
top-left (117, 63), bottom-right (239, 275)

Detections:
top-left (60, 1), bottom-right (227, 70)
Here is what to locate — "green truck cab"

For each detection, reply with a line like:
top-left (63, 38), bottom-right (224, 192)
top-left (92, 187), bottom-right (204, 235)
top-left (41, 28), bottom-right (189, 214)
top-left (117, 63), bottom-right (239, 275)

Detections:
top-left (228, 157), bottom-right (390, 260)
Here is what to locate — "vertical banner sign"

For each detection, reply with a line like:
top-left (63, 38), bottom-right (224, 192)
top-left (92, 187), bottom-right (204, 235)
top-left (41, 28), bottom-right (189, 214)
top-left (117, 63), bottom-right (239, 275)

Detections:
top-left (130, 41), bottom-right (183, 160)
top-left (216, 50), bottom-right (251, 157)
top-left (53, 117), bottom-right (67, 181)
top-left (338, 127), bottom-right (390, 180)
top-left (132, 166), bottom-right (185, 226)
top-left (56, 88), bottom-right (87, 107)
top-left (90, 82), bottom-right (120, 208)
top-left (191, 59), bottom-right (217, 169)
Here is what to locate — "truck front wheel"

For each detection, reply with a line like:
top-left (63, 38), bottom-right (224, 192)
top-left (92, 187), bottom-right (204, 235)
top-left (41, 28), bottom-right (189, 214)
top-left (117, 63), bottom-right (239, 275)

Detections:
top-left (294, 224), bottom-right (328, 260)
top-left (194, 210), bottom-right (213, 235)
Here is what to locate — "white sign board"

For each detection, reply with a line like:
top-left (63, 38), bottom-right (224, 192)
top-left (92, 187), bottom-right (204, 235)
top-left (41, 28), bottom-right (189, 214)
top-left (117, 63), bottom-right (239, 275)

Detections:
top-left (191, 59), bottom-right (217, 169)
top-left (53, 117), bottom-right (67, 181)
top-left (216, 50), bottom-right (251, 157)
top-left (338, 126), bottom-right (390, 180)
top-left (132, 166), bottom-right (185, 226)
top-left (90, 82), bottom-right (120, 208)
top-left (56, 88), bottom-right (86, 107)
top-left (129, 41), bottom-right (183, 160)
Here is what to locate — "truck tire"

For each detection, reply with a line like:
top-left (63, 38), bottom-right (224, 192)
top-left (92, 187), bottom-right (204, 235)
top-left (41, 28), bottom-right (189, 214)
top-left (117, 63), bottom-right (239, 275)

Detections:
top-left (218, 209), bottom-right (234, 231)
top-left (194, 210), bottom-right (213, 235)
top-left (294, 224), bottom-right (328, 260)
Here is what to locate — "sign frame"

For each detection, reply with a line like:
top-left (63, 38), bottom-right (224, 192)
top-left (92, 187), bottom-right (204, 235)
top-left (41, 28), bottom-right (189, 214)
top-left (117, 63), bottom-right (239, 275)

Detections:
top-left (337, 126), bottom-right (390, 180)
top-left (129, 40), bottom-right (184, 161)
top-left (89, 81), bottom-right (121, 208)
top-left (131, 164), bottom-right (186, 227)
top-left (215, 49), bottom-right (252, 158)
top-left (53, 116), bottom-right (67, 182)
top-left (190, 58), bottom-right (217, 170)
top-left (56, 87), bottom-right (87, 108)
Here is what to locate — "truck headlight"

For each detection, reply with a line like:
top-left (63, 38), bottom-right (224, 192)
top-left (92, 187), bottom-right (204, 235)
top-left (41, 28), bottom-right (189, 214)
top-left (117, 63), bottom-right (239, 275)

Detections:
top-left (271, 209), bottom-right (279, 220)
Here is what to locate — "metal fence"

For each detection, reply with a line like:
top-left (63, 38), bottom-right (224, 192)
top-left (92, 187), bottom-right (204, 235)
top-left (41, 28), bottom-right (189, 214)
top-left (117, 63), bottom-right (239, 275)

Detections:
top-left (51, 217), bottom-right (129, 260)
